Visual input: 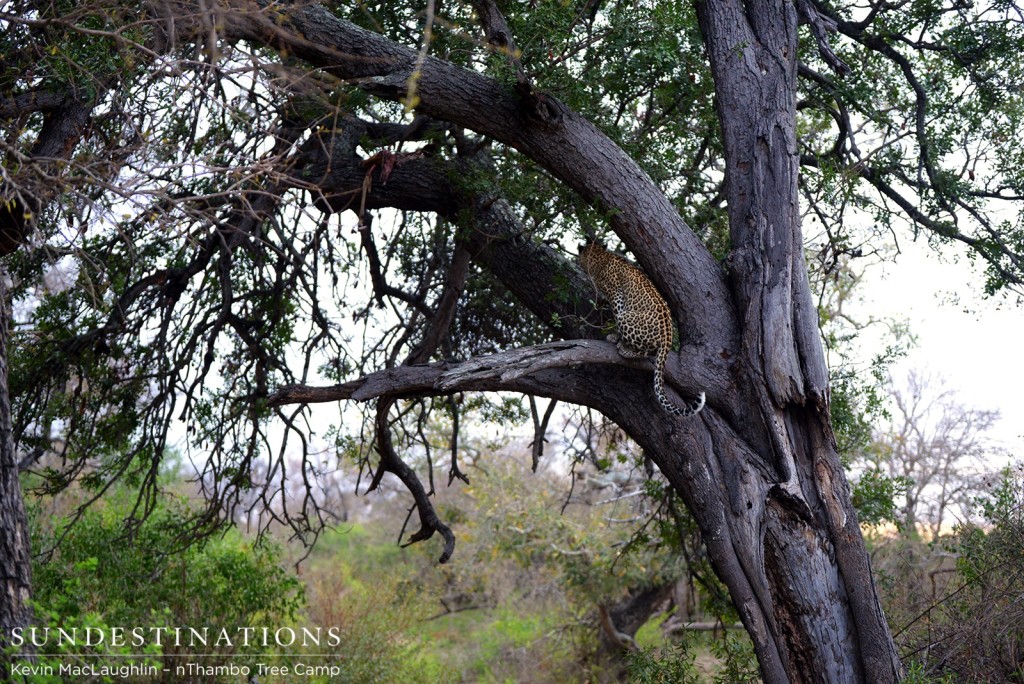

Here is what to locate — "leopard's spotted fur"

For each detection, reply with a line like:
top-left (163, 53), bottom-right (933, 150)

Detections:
top-left (578, 243), bottom-right (705, 417)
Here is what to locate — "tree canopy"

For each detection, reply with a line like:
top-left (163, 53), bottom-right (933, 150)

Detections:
top-left (1, 0), bottom-right (1022, 680)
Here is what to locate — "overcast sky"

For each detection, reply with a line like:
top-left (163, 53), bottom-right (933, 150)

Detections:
top-left (850, 236), bottom-right (1024, 458)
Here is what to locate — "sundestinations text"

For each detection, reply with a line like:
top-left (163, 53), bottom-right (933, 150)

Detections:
top-left (9, 626), bottom-right (343, 649)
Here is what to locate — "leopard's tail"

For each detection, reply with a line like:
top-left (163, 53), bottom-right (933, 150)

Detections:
top-left (653, 346), bottom-right (705, 417)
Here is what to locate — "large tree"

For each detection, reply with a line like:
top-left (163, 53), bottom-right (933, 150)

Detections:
top-left (1, 0), bottom-right (1021, 680)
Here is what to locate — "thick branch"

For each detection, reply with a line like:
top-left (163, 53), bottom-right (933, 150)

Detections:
top-left (0, 89), bottom-right (69, 118)
top-left (296, 124), bottom-right (460, 217)
top-left (0, 95), bottom-right (95, 254)
top-left (267, 340), bottom-right (706, 410)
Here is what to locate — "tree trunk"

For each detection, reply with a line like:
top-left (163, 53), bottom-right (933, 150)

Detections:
top-left (690, 0), bottom-right (903, 679)
top-left (0, 270), bottom-right (32, 659)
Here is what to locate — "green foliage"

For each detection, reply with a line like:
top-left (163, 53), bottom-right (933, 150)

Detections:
top-left (829, 369), bottom-right (877, 457)
top-left (956, 464), bottom-right (1024, 585)
top-left (299, 553), bottom-right (444, 684)
top-left (901, 661), bottom-right (957, 684)
top-left (304, 521), bottom-right (576, 684)
top-left (627, 641), bottom-right (703, 684)
top-left (801, 0), bottom-right (1024, 293)
top-left (24, 488), bottom-right (453, 684)
top-left (465, 456), bottom-right (685, 607)
top-left (494, 0), bottom-right (725, 236)
top-left (831, 350), bottom-right (911, 528)
top-left (851, 467), bottom-right (911, 528)
top-left (19, 489), bottom-right (300, 681)
top-left (5, 608), bottom-right (165, 684)
top-left (814, 244), bottom-right (915, 529)
top-left (0, 0), bottom-right (147, 103)
top-left (815, 241), bottom-right (910, 467)
top-left (707, 632), bottom-right (760, 683)
top-left (30, 494), bottom-right (303, 640)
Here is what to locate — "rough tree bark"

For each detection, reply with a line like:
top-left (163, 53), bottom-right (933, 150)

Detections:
top-left (0, 271), bottom-right (32, 657)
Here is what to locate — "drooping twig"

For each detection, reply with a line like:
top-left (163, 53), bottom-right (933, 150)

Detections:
top-left (368, 398), bottom-right (456, 563)
top-left (405, 241), bottom-right (471, 364)
top-left (447, 394), bottom-right (469, 485)
top-left (528, 395), bottom-right (558, 472)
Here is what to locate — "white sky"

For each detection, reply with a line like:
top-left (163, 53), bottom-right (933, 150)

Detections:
top-left (849, 237), bottom-right (1024, 459)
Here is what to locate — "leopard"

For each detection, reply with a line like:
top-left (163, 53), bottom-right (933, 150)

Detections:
top-left (578, 242), bottom-right (705, 417)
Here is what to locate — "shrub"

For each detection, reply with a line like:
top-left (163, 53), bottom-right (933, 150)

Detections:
top-left (27, 493), bottom-right (302, 681)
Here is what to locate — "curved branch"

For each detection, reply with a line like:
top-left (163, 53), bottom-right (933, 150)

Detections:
top-left (797, 62), bottom-right (860, 158)
top-left (796, 0), bottom-right (851, 76)
top-left (801, 154), bottom-right (1024, 288)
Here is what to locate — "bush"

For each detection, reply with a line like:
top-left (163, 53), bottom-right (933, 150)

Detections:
top-left (27, 493), bottom-right (302, 681)
top-left (894, 463), bottom-right (1024, 682)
